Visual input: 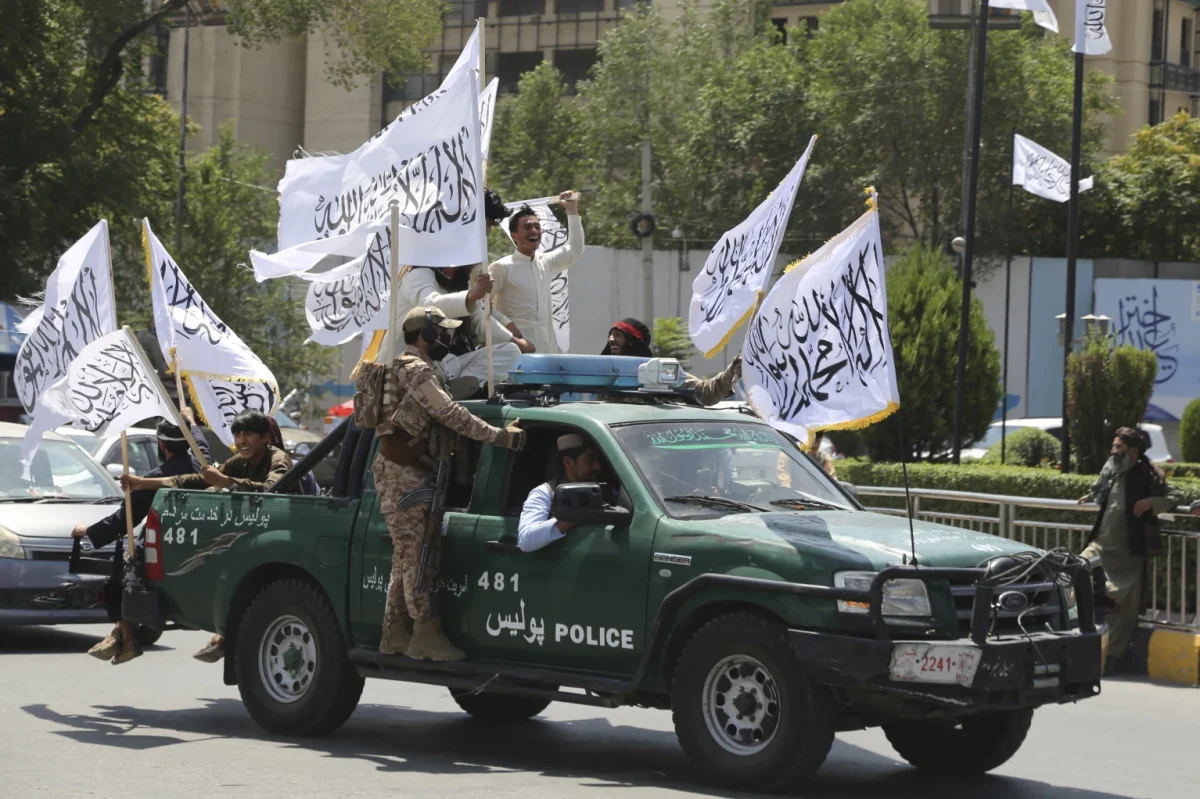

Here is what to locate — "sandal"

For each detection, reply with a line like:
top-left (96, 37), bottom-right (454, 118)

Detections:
top-left (193, 641), bottom-right (225, 663)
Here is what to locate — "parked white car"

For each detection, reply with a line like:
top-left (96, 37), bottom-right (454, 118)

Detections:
top-left (55, 426), bottom-right (162, 478)
top-left (962, 418), bottom-right (1173, 463)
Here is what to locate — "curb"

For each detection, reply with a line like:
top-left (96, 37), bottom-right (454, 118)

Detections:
top-left (1113, 624), bottom-right (1200, 686)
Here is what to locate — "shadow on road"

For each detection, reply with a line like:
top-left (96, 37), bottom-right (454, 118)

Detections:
top-left (0, 625), bottom-right (172, 655)
top-left (20, 698), bottom-right (1138, 798)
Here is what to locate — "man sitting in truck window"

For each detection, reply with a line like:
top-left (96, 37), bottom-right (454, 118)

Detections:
top-left (602, 317), bottom-right (741, 406)
top-left (120, 409), bottom-right (292, 663)
top-left (517, 434), bottom-right (603, 552)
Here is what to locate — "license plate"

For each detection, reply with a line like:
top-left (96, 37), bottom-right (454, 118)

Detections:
top-left (889, 644), bottom-right (981, 687)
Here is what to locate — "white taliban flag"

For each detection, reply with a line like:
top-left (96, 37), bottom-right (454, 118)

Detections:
top-left (21, 329), bottom-right (174, 466)
top-left (302, 222), bottom-right (392, 346)
top-left (689, 135), bottom-right (817, 358)
top-left (990, 0), bottom-right (1058, 32)
top-left (143, 220), bottom-right (279, 445)
top-left (268, 63), bottom-right (484, 264)
top-left (1013, 134), bottom-right (1094, 203)
top-left (14, 220), bottom-right (117, 414)
top-left (1073, 0), bottom-right (1111, 56)
top-left (742, 200), bottom-right (899, 443)
top-left (480, 77), bottom-right (500, 162)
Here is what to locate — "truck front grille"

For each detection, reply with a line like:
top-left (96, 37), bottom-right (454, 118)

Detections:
top-left (950, 580), bottom-right (1065, 636)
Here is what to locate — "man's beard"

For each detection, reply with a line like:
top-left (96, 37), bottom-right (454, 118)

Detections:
top-left (1109, 452), bottom-right (1135, 473)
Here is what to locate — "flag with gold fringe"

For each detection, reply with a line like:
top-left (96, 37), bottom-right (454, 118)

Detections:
top-left (741, 191), bottom-right (898, 443)
top-left (688, 136), bottom-right (817, 358)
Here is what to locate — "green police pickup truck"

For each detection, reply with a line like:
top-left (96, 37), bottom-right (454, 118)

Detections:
top-left (129, 356), bottom-right (1102, 793)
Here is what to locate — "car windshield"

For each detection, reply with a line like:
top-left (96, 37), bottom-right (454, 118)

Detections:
top-left (274, 412), bottom-right (299, 429)
top-left (0, 438), bottom-right (121, 500)
top-left (68, 435), bottom-right (104, 456)
top-left (613, 421), bottom-right (850, 518)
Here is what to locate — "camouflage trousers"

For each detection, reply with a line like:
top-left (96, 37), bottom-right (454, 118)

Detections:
top-left (373, 454), bottom-right (441, 623)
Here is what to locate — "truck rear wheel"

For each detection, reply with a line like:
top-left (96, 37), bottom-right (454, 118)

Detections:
top-left (882, 708), bottom-right (1033, 775)
top-left (670, 613), bottom-right (834, 793)
top-left (450, 690), bottom-right (552, 722)
top-left (235, 578), bottom-right (364, 736)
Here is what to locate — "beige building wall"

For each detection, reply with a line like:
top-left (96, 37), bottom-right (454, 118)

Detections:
top-left (301, 34), bottom-right (384, 156)
top-left (166, 24), bottom-right (306, 172)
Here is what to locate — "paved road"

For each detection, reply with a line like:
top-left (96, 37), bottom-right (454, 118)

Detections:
top-left (1, 625), bottom-right (1194, 798)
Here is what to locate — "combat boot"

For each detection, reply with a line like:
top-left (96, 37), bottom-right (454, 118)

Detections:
top-left (405, 617), bottom-right (465, 661)
top-left (88, 627), bottom-right (122, 661)
top-left (379, 613), bottom-right (412, 655)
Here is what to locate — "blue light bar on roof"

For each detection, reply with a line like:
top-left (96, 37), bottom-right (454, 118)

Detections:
top-left (506, 354), bottom-right (648, 389)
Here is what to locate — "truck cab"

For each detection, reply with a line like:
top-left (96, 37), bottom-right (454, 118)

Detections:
top-left (131, 355), bottom-right (1102, 793)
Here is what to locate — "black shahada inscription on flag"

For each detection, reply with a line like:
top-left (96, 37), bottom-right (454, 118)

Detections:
top-left (156, 256), bottom-right (229, 347)
top-left (312, 126), bottom-right (480, 239)
top-left (550, 271), bottom-right (569, 348)
top-left (201, 378), bottom-right (278, 429)
top-left (66, 337), bottom-right (159, 433)
top-left (308, 228), bottom-right (391, 337)
top-left (744, 239), bottom-right (889, 421)
top-left (15, 263), bottom-right (111, 413)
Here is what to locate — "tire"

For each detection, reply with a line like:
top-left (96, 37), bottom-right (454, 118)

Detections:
top-left (134, 626), bottom-right (163, 648)
top-left (670, 613), bottom-right (835, 793)
top-left (882, 708), bottom-right (1034, 775)
top-left (450, 690), bottom-right (552, 722)
top-left (235, 578), bottom-right (364, 736)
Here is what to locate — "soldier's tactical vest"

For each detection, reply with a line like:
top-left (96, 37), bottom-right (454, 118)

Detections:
top-left (353, 354), bottom-right (452, 462)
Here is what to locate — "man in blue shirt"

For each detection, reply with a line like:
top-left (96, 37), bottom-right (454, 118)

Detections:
top-left (518, 434), bottom-right (604, 552)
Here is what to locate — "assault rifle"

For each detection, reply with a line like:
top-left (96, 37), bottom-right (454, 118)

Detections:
top-left (414, 456), bottom-right (451, 594)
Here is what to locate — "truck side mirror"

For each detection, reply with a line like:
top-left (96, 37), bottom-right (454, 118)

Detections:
top-left (107, 463), bottom-right (132, 478)
top-left (551, 482), bottom-right (631, 528)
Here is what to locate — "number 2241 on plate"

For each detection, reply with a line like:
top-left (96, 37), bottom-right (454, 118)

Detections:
top-left (889, 644), bottom-right (981, 687)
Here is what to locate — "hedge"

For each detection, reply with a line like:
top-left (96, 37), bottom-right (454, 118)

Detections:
top-left (837, 459), bottom-right (1200, 531)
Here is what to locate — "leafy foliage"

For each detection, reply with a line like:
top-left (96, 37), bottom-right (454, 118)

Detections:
top-left (858, 245), bottom-right (1001, 462)
top-left (1085, 112), bottom-right (1200, 263)
top-left (651, 317), bottom-right (695, 371)
top-left (121, 127), bottom-right (338, 394)
top-left (1180, 399), bottom-right (1200, 464)
top-left (981, 427), bottom-right (1060, 467)
top-left (0, 0), bottom-right (442, 300)
top-left (1066, 329), bottom-right (1157, 474)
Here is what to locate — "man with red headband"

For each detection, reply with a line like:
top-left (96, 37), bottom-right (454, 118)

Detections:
top-left (602, 317), bottom-right (741, 407)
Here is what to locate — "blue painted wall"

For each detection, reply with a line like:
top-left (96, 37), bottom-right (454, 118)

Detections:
top-left (1026, 258), bottom-right (1094, 417)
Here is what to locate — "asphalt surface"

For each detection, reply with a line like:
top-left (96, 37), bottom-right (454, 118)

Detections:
top-left (1, 625), bottom-right (1195, 798)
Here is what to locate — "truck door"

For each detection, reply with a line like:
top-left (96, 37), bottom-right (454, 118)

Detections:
top-left (471, 422), bottom-right (652, 676)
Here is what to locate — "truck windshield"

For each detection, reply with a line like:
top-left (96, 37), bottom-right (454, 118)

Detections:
top-left (612, 422), bottom-right (850, 517)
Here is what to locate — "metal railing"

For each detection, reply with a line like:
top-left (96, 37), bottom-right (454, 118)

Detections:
top-left (856, 486), bottom-right (1199, 631)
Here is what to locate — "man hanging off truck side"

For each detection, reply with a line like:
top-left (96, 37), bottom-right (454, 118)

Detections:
top-left (354, 306), bottom-right (526, 662)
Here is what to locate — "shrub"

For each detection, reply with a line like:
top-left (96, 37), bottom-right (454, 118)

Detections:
top-left (651, 317), bottom-right (694, 371)
top-left (858, 245), bottom-right (1001, 462)
top-left (980, 427), bottom-right (1060, 467)
top-left (1066, 328), bottom-right (1157, 474)
top-left (1181, 399), bottom-right (1200, 463)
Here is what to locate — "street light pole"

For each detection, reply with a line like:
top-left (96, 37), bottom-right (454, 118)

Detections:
top-left (950, 0), bottom-right (992, 465)
top-left (1060, 49), bottom-right (1086, 473)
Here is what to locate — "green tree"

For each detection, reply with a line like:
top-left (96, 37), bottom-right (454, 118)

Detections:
top-left (123, 127), bottom-right (338, 394)
top-left (1066, 329), bottom-right (1157, 474)
top-left (0, 0), bottom-right (444, 300)
top-left (489, 63), bottom-right (586, 204)
top-left (981, 427), bottom-right (1060, 468)
top-left (805, 0), bottom-right (1112, 255)
top-left (1084, 112), bottom-right (1200, 263)
top-left (1180, 399), bottom-right (1200, 463)
top-left (858, 244), bottom-right (1001, 461)
top-left (651, 317), bottom-right (695, 370)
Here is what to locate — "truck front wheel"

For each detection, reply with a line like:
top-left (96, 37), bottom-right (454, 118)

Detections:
top-left (670, 613), bottom-right (835, 793)
top-left (450, 690), bottom-right (552, 722)
top-left (235, 578), bottom-right (364, 736)
top-left (882, 708), bottom-right (1033, 775)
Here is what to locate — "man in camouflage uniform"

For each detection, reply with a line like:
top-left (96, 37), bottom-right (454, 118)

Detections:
top-left (361, 306), bottom-right (525, 661)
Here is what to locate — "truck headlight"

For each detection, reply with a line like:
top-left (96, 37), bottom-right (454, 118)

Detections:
top-left (0, 527), bottom-right (27, 560)
top-left (834, 571), bottom-right (931, 617)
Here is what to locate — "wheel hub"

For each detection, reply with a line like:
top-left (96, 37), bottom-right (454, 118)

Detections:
top-left (701, 655), bottom-right (781, 755)
top-left (259, 615), bottom-right (317, 704)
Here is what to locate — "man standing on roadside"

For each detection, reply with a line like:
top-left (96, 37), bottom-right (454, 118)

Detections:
top-left (488, 191), bottom-right (585, 354)
top-left (1079, 427), bottom-right (1180, 673)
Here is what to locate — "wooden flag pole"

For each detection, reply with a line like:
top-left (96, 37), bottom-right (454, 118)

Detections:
top-left (120, 432), bottom-right (136, 560)
top-left (126, 329), bottom-right (207, 467)
top-left (384, 201), bottom-right (402, 363)
top-left (477, 17), bottom-right (495, 398)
